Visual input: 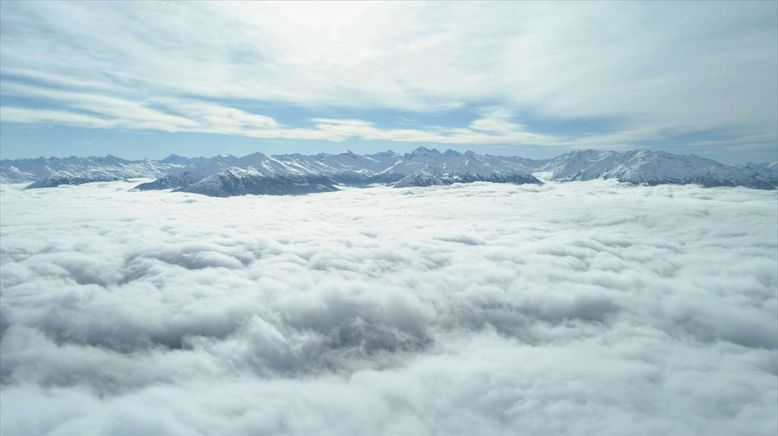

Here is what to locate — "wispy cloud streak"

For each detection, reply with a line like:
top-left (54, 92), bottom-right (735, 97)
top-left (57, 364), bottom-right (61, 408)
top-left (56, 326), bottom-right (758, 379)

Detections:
top-left (0, 2), bottom-right (775, 156)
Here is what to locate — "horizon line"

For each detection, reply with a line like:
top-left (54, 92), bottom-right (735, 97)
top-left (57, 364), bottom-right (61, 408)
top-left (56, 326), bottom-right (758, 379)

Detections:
top-left (4, 146), bottom-right (776, 165)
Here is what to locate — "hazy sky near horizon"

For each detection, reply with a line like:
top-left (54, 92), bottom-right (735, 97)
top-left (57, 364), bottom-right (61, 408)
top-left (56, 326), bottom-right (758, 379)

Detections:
top-left (0, 1), bottom-right (776, 162)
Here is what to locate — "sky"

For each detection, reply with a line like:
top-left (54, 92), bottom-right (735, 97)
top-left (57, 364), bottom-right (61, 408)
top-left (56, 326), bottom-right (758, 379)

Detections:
top-left (1, 180), bottom-right (776, 435)
top-left (0, 1), bottom-right (776, 163)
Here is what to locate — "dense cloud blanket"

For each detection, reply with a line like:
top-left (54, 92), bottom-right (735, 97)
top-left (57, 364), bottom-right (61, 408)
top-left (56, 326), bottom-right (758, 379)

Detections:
top-left (0, 180), bottom-right (776, 435)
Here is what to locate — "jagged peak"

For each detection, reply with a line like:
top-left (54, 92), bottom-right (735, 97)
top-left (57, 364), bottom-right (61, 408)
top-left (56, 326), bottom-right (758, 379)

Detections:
top-left (7, 148), bottom-right (777, 192)
top-left (240, 152), bottom-right (268, 159)
top-left (409, 146), bottom-right (441, 156)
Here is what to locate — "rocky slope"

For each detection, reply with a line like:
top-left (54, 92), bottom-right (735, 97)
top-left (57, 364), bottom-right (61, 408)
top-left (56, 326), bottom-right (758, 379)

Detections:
top-left (3, 148), bottom-right (775, 196)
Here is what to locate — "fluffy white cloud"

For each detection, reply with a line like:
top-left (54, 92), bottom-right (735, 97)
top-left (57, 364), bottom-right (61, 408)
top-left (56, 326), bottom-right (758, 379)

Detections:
top-left (0, 181), bottom-right (776, 435)
top-left (1, 2), bottom-right (776, 155)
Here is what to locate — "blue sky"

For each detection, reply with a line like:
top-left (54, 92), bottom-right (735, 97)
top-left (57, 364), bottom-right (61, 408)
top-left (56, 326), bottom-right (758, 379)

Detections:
top-left (1, 1), bottom-right (776, 163)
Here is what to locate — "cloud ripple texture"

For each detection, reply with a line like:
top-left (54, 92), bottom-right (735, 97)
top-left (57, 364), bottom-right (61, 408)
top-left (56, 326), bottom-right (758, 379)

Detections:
top-left (0, 180), bottom-right (776, 435)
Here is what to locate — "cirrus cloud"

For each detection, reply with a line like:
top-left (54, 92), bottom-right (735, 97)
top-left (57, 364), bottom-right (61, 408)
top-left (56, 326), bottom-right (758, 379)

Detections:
top-left (0, 2), bottom-right (776, 159)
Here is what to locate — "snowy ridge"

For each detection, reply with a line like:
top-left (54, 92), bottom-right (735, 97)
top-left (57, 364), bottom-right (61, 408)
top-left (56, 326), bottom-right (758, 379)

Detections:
top-left (0, 155), bottom-right (187, 185)
top-left (3, 148), bottom-right (776, 196)
top-left (133, 148), bottom-right (543, 196)
top-left (540, 150), bottom-right (778, 189)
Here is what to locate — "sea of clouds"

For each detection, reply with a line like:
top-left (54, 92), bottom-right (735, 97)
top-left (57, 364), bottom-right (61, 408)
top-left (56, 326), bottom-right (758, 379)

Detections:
top-left (0, 180), bottom-right (776, 435)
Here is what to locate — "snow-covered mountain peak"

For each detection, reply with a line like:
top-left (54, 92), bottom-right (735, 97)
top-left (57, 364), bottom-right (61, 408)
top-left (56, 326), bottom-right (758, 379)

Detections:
top-left (408, 146), bottom-right (442, 157)
top-left (4, 148), bottom-right (775, 195)
top-left (541, 149), bottom-right (777, 188)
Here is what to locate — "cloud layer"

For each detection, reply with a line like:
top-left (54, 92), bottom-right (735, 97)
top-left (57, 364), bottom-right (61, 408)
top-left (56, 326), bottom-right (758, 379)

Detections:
top-left (1, 181), bottom-right (777, 435)
top-left (1, 2), bottom-right (776, 157)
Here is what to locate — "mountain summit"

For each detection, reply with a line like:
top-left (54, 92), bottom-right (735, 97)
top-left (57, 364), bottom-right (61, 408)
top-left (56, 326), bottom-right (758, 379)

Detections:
top-left (2, 149), bottom-right (775, 196)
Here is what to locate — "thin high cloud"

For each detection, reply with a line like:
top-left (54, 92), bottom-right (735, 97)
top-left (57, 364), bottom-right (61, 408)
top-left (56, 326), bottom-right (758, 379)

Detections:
top-left (1, 181), bottom-right (776, 435)
top-left (0, 2), bottom-right (776, 158)
top-left (0, 91), bottom-right (554, 146)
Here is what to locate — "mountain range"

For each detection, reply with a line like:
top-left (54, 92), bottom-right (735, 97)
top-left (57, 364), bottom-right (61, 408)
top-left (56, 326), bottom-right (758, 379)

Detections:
top-left (2, 148), bottom-right (776, 196)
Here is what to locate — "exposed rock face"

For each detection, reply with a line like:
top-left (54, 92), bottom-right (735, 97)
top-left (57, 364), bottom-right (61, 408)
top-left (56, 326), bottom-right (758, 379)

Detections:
top-left (4, 148), bottom-right (775, 196)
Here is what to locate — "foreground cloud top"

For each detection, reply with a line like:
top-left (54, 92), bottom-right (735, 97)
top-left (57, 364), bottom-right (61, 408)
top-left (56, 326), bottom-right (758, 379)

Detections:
top-left (1, 180), bottom-right (776, 435)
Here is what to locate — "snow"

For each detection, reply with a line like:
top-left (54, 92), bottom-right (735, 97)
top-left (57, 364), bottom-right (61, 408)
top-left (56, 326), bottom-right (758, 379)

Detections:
top-left (3, 148), bottom-right (776, 195)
